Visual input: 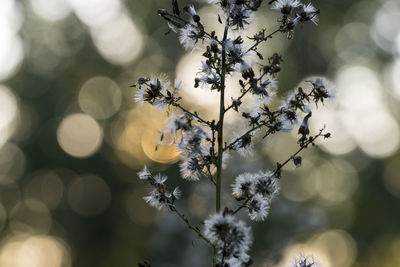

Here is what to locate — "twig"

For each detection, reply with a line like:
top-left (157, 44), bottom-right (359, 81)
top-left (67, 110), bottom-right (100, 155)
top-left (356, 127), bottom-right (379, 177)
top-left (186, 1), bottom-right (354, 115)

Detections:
top-left (169, 204), bottom-right (213, 246)
top-left (246, 28), bottom-right (281, 54)
top-left (233, 127), bottom-right (329, 211)
top-left (171, 102), bottom-right (212, 127)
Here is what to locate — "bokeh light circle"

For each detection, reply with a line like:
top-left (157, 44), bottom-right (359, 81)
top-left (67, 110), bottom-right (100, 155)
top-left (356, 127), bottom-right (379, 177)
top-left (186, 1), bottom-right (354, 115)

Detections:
top-left (0, 234), bottom-right (71, 267)
top-left (30, 0), bottom-right (72, 22)
top-left (0, 142), bottom-right (26, 185)
top-left (78, 76), bottom-right (122, 120)
top-left (67, 175), bottom-right (111, 216)
top-left (310, 230), bottom-right (357, 267)
top-left (0, 86), bottom-right (19, 148)
top-left (10, 199), bottom-right (52, 234)
top-left (24, 170), bottom-right (64, 210)
top-left (57, 113), bottom-right (103, 158)
top-left (91, 15), bottom-right (144, 65)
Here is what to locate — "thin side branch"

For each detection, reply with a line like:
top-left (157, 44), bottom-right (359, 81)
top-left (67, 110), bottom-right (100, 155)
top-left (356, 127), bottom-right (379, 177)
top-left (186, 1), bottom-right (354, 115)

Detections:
top-left (169, 204), bottom-right (214, 246)
top-left (171, 102), bottom-right (212, 127)
top-left (246, 28), bottom-right (281, 53)
top-left (233, 127), bottom-right (330, 213)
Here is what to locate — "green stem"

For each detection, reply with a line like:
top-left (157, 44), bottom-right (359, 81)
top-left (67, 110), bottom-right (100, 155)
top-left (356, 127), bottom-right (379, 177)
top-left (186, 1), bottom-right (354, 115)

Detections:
top-left (170, 205), bottom-right (213, 246)
top-left (216, 16), bottom-right (230, 213)
top-left (233, 198), bottom-right (250, 214)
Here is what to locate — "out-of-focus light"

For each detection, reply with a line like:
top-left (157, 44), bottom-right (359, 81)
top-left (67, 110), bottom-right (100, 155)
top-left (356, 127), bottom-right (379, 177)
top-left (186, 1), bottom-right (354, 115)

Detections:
top-left (312, 108), bottom-right (357, 155)
top-left (337, 66), bottom-right (382, 111)
top-left (68, 0), bottom-right (144, 65)
top-left (277, 230), bottom-right (357, 267)
top-left (57, 113), bottom-right (103, 158)
top-left (188, 193), bottom-right (208, 218)
top-left (389, 58), bottom-right (400, 99)
top-left (24, 170), bottom-right (64, 210)
top-left (29, 0), bottom-right (72, 22)
top-left (68, 0), bottom-right (121, 28)
top-left (67, 175), bottom-right (111, 216)
top-left (176, 52), bottom-right (220, 109)
top-left (116, 107), bottom-right (180, 167)
top-left (276, 243), bottom-right (331, 267)
top-left (78, 76), bottom-right (122, 120)
top-left (91, 15), bottom-right (144, 65)
top-left (0, 183), bottom-right (21, 212)
top-left (125, 189), bottom-right (157, 225)
top-left (115, 119), bottom-right (148, 167)
top-left (175, 51), bottom-right (247, 121)
top-left (0, 203), bottom-right (7, 232)
top-left (281, 160), bottom-right (318, 202)
top-left (336, 65), bottom-right (400, 158)
top-left (0, 234), bottom-right (71, 267)
top-left (352, 110), bottom-right (399, 158)
top-left (367, 235), bottom-right (400, 266)
top-left (0, 142), bottom-right (26, 185)
top-left (0, 0), bottom-right (23, 81)
top-left (0, 34), bottom-right (23, 81)
top-left (315, 159), bottom-right (358, 204)
top-left (383, 157), bottom-right (400, 198)
top-left (0, 86), bottom-right (19, 148)
top-left (335, 22), bottom-right (374, 64)
top-left (310, 230), bottom-right (357, 267)
top-left (326, 201), bottom-right (356, 230)
top-left (141, 126), bottom-right (180, 165)
top-left (371, 0), bottom-right (400, 53)
top-left (396, 33), bottom-right (400, 54)
top-left (0, 86), bottom-right (18, 127)
top-left (263, 131), bottom-right (299, 164)
top-left (10, 199), bottom-right (52, 234)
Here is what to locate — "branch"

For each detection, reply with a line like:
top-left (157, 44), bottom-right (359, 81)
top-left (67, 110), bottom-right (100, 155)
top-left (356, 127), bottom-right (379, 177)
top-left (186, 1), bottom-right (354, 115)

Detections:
top-left (215, 14), bottom-right (230, 213)
top-left (169, 204), bottom-right (213, 246)
top-left (232, 198), bottom-right (250, 215)
top-left (223, 121), bottom-right (274, 152)
top-left (224, 87), bottom-right (251, 114)
top-left (224, 71), bottom-right (271, 114)
top-left (158, 9), bottom-right (222, 45)
top-left (272, 126), bottom-right (329, 178)
top-left (232, 127), bottom-right (330, 211)
top-left (171, 102), bottom-right (212, 127)
top-left (246, 28), bottom-right (281, 54)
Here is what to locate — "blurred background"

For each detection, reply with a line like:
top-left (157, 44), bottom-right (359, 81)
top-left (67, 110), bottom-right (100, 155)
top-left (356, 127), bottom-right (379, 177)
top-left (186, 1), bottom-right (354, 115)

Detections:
top-left (0, 0), bottom-right (399, 266)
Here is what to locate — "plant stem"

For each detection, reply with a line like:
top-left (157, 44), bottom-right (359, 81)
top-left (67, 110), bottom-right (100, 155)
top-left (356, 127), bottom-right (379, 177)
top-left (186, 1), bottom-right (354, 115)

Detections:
top-left (172, 102), bottom-right (211, 126)
top-left (223, 122), bottom-right (273, 152)
top-left (170, 205), bottom-right (213, 246)
top-left (272, 126), bottom-right (327, 177)
top-left (233, 198), bottom-right (250, 214)
top-left (216, 17), bottom-right (230, 213)
top-left (246, 28), bottom-right (281, 53)
top-left (232, 128), bottom-right (328, 212)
